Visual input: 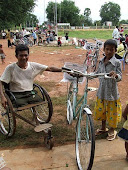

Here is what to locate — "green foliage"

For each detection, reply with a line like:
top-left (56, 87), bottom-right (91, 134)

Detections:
top-left (100, 2), bottom-right (121, 25)
top-left (0, 0), bottom-right (36, 29)
top-left (46, 0), bottom-right (80, 26)
top-left (46, 1), bottom-right (56, 23)
top-left (24, 13), bottom-right (39, 27)
top-left (84, 8), bottom-right (91, 18)
top-left (119, 20), bottom-right (128, 25)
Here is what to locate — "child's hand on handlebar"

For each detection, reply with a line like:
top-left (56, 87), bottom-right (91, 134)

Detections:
top-left (109, 71), bottom-right (118, 79)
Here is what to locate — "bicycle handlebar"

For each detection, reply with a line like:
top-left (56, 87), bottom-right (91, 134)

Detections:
top-left (62, 67), bottom-right (112, 79)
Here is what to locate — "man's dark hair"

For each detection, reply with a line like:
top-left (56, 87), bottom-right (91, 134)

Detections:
top-left (116, 26), bottom-right (118, 29)
top-left (104, 39), bottom-right (117, 50)
top-left (15, 44), bottom-right (29, 56)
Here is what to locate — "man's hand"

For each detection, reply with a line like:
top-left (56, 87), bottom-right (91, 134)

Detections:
top-left (1, 95), bottom-right (7, 109)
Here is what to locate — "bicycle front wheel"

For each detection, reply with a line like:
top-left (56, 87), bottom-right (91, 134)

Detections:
top-left (76, 111), bottom-right (95, 170)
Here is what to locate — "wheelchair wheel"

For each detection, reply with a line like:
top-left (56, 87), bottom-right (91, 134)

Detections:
top-left (33, 84), bottom-right (53, 123)
top-left (0, 94), bottom-right (16, 137)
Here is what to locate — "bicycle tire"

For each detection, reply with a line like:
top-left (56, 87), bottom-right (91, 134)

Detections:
top-left (0, 94), bottom-right (16, 137)
top-left (67, 82), bottom-right (74, 124)
top-left (33, 84), bottom-right (53, 123)
top-left (76, 111), bottom-right (95, 170)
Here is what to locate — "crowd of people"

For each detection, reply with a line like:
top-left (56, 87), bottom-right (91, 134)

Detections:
top-left (112, 25), bottom-right (128, 61)
top-left (0, 28), bottom-right (69, 48)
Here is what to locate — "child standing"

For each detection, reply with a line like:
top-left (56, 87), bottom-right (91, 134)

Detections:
top-left (58, 37), bottom-right (62, 47)
top-left (0, 44), bottom-right (6, 64)
top-left (118, 104), bottom-right (128, 160)
top-left (94, 39), bottom-right (122, 141)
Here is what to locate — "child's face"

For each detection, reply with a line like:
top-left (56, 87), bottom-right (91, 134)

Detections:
top-left (104, 45), bottom-right (116, 59)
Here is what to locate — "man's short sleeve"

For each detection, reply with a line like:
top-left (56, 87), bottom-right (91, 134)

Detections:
top-left (30, 62), bottom-right (48, 77)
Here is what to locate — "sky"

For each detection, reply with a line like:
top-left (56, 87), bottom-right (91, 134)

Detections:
top-left (33, 0), bottom-right (128, 24)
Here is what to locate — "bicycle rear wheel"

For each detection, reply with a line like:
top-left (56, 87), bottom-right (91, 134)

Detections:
top-left (0, 94), bottom-right (16, 137)
top-left (76, 111), bottom-right (95, 170)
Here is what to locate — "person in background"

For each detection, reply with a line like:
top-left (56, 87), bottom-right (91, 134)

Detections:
top-left (94, 39), bottom-right (122, 141)
top-left (2, 30), bottom-right (6, 39)
top-left (6, 29), bottom-right (12, 48)
top-left (22, 28), bottom-right (27, 37)
top-left (0, 44), bottom-right (6, 64)
top-left (65, 33), bottom-right (69, 40)
top-left (118, 103), bottom-right (128, 161)
top-left (112, 26), bottom-right (120, 45)
top-left (119, 26), bottom-right (124, 37)
top-left (31, 30), bottom-right (37, 45)
top-left (125, 34), bottom-right (128, 48)
top-left (115, 38), bottom-right (125, 59)
top-left (58, 37), bottom-right (62, 47)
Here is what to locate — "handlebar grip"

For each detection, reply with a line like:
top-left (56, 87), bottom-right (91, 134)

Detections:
top-left (62, 67), bottom-right (71, 72)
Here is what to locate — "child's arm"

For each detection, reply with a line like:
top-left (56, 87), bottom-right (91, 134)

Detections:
top-left (109, 61), bottom-right (122, 82)
top-left (122, 104), bottom-right (128, 120)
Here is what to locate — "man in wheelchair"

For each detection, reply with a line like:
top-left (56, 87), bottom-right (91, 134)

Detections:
top-left (0, 44), bottom-right (62, 108)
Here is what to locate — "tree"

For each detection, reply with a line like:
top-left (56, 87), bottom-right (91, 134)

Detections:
top-left (84, 8), bottom-right (92, 26)
top-left (119, 20), bottom-right (128, 25)
top-left (84, 8), bottom-right (91, 19)
top-left (100, 2), bottom-right (121, 25)
top-left (24, 13), bottom-right (39, 27)
top-left (0, 0), bottom-right (36, 29)
top-left (46, 0), bottom-right (80, 26)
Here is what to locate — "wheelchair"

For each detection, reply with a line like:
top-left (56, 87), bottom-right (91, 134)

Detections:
top-left (0, 83), bottom-right (54, 149)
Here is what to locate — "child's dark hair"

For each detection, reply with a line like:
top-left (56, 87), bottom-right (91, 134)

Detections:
top-left (15, 44), bottom-right (29, 56)
top-left (104, 39), bottom-right (117, 50)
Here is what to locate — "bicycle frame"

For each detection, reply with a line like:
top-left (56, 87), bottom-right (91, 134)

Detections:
top-left (70, 76), bottom-right (90, 120)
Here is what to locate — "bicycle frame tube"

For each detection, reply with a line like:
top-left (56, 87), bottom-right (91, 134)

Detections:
top-left (72, 80), bottom-right (78, 118)
top-left (73, 78), bottom-right (89, 119)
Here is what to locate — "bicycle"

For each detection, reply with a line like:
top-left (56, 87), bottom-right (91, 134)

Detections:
top-left (62, 65), bottom-right (110, 170)
top-left (83, 39), bottom-right (103, 73)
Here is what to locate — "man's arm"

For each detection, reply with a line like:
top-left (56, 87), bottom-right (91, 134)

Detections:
top-left (45, 67), bottom-right (62, 72)
top-left (0, 81), bottom-right (7, 108)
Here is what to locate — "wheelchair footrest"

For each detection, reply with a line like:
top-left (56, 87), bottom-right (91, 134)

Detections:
top-left (34, 123), bottom-right (53, 132)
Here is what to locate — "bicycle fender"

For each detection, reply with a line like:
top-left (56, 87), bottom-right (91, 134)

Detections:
top-left (83, 108), bottom-right (92, 115)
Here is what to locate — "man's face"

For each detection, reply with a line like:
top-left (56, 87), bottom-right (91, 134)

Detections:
top-left (16, 50), bottom-right (29, 66)
top-left (104, 45), bottom-right (116, 59)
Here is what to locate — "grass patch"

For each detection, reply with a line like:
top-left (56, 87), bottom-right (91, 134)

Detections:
top-left (58, 30), bottom-right (128, 40)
